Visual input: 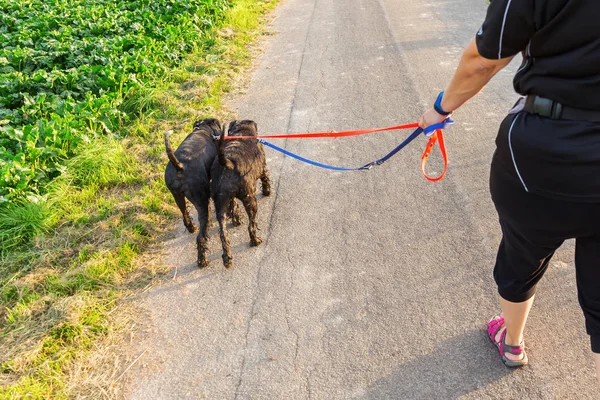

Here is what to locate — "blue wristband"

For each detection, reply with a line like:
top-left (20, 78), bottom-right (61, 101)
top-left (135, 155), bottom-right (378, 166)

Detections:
top-left (434, 91), bottom-right (452, 116)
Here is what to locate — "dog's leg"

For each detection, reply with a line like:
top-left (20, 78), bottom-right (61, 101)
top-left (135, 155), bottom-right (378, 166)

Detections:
top-left (216, 197), bottom-right (233, 268)
top-left (227, 199), bottom-right (242, 226)
top-left (171, 190), bottom-right (197, 232)
top-left (195, 199), bottom-right (210, 268)
top-left (260, 167), bottom-right (272, 197)
top-left (242, 194), bottom-right (262, 246)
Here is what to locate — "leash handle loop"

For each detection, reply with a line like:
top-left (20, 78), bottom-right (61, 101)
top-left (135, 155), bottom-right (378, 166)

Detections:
top-left (421, 129), bottom-right (448, 182)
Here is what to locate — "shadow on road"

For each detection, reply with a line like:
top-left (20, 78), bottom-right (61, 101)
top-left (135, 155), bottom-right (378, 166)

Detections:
top-left (360, 330), bottom-right (512, 399)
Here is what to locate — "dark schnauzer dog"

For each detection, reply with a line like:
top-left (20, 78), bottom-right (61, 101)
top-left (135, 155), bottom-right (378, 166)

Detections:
top-left (164, 118), bottom-right (222, 268)
top-left (211, 120), bottom-right (271, 268)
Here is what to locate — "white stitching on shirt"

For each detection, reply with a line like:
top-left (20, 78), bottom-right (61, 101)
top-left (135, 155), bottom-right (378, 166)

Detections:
top-left (516, 41), bottom-right (532, 74)
top-left (498, 0), bottom-right (513, 59)
top-left (508, 113), bottom-right (529, 192)
top-left (516, 59), bottom-right (528, 74)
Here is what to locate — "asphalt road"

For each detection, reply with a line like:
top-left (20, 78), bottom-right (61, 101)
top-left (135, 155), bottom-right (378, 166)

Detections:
top-left (125, 0), bottom-right (600, 398)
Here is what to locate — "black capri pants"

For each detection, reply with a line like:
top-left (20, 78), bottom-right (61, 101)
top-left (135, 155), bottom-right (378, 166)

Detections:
top-left (490, 111), bottom-right (600, 353)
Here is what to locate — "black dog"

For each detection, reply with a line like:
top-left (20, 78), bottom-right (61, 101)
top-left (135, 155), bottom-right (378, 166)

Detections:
top-left (164, 118), bottom-right (222, 268)
top-left (211, 120), bottom-right (271, 268)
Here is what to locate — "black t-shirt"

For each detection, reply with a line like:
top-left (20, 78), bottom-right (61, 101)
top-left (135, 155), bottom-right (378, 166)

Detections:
top-left (477, 0), bottom-right (600, 201)
top-left (476, 0), bottom-right (600, 110)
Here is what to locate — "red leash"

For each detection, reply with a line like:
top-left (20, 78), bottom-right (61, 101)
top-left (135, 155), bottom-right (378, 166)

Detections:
top-left (222, 122), bottom-right (420, 140)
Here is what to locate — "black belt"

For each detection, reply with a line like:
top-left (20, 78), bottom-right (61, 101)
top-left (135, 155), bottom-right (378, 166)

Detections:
top-left (524, 95), bottom-right (600, 122)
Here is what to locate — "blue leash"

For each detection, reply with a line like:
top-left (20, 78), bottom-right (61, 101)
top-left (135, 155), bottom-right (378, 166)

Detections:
top-left (259, 120), bottom-right (453, 171)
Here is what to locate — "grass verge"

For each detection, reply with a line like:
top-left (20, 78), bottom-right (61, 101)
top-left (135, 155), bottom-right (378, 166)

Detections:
top-left (0, 0), bottom-right (278, 398)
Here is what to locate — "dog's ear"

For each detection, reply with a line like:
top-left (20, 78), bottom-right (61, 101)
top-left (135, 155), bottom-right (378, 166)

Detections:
top-left (209, 119), bottom-right (223, 140)
top-left (193, 120), bottom-right (204, 130)
top-left (250, 121), bottom-right (258, 134)
top-left (227, 120), bottom-right (238, 135)
top-left (210, 119), bottom-right (222, 134)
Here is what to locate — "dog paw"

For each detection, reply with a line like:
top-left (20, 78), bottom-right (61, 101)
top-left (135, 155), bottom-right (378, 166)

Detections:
top-left (186, 224), bottom-right (198, 233)
top-left (231, 216), bottom-right (243, 226)
top-left (197, 259), bottom-right (209, 268)
top-left (262, 189), bottom-right (271, 197)
top-left (250, 237), bottom-right (263, 247)
top-left (222, 256), bottom-right (233, 269)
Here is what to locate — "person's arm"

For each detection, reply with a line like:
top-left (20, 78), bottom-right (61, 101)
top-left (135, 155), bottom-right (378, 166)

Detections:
top-left (419, 38), bottom-right (513, 129)
top-left (595, 353), bottom-right (600, 384)
top-left (420, 0), bottom-right (536, 128)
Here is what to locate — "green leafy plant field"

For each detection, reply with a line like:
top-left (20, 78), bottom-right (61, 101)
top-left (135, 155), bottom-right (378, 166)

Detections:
top-left (0, 0), bottom-right (229, 205)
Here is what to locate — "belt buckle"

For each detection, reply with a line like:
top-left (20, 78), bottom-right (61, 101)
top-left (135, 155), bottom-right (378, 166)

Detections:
top-left (533, 96), bottom-right (563, 119)
top-left (533, 97), bottom-right (553, 118)
top-left (551, 102), bottom-right (563, 119)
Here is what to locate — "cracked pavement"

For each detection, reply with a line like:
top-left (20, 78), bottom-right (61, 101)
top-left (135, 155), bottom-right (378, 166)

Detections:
top-left (124, 0), bottom-right (600, 398)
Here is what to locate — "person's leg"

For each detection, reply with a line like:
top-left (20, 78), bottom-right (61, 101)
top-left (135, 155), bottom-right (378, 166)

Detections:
top-left (498, 296), bottom-right (535, 361)
top-left (488, 234), bottom-right (561, 365)
top-left (489, 148), bottom-right (565, 366)
top-left (595, 353), bottom-right (600, 384)
top-left (494, 245), bottom-right (557, 363)
top-left (574, 234), bottom-right (600, 384)
top-left (489, 210), bottom-right (562, 361)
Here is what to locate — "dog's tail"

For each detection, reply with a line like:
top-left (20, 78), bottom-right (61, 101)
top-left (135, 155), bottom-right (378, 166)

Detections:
top-left (218, 129), bottom-right (235, 170)
top-left (164, 130), bottom-right (184, 171)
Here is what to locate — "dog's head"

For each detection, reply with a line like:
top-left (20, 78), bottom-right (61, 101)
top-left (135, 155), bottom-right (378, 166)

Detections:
top-left (227, 120), bottom-right (258, 137)
top-left (193, 118), bottom-right (223, 140)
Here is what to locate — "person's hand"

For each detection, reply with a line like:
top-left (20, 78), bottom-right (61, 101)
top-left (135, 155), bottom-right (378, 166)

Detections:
top-left (419, 108), bottom-right (450, 131)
